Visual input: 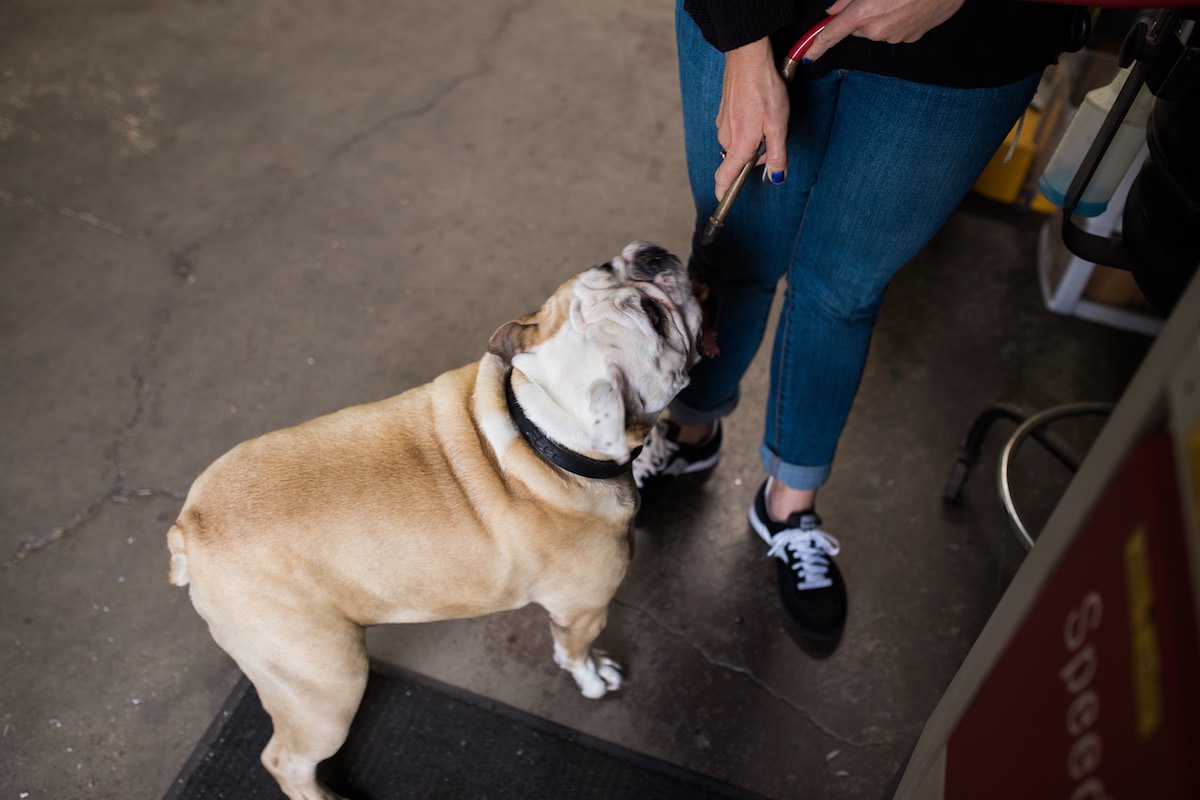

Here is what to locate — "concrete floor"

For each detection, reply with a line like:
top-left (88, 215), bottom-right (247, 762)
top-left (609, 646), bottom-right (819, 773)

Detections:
top-left (0, 2), bottom-right (1151, 798)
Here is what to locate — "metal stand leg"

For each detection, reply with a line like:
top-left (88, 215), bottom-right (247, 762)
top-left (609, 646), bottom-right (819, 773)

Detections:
top-left (999, 402), bottom-right (1114, 550)
top-left (943, 404), bottom-right (1088, 505)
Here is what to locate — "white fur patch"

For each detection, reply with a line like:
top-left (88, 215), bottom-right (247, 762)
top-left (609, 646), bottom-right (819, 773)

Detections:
top-left (555, 641), bottom-right (623, 698)
top-left (477, 407), bottom-right (518, 470)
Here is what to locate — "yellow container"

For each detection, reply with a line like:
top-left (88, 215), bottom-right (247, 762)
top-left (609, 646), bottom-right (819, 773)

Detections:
top-left (973, 107), bottom-right (1047, 205)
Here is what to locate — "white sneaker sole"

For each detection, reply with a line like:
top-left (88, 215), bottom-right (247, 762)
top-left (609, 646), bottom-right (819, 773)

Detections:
top-left (747, 505), bottom-right (775, 549)
top-left (673, 452), bottom-right (720, 476)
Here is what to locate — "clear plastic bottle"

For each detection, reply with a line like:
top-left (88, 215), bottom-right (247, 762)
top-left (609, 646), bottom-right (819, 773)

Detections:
top-left (1038, 65), bottom-right (1156, 217)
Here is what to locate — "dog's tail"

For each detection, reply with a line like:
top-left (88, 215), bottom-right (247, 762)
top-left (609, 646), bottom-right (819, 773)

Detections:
top-left (166, 523), bottom-right (190, 586)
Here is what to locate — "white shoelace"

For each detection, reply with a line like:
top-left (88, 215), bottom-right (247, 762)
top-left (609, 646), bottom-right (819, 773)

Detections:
top-left (766, 527), bottom-right (841, 591)
top-left (631, 421), bottom-right (678, 488)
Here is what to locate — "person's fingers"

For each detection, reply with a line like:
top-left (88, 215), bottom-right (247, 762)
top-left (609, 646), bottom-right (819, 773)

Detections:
top-left (762, 161), bottom-right (787, 186)
top-left (712, 90), bottom-right (789, 196)
top-left (714, 142), bottom-right (760, 199)
top-left (801, 3), bottom-right (852, 63)
top-left (806, 0), bottom-right (964, 60)
top-left (762, 114), bottom-right (788, 185)
top-left (800, 25), bottom-right (846, 64)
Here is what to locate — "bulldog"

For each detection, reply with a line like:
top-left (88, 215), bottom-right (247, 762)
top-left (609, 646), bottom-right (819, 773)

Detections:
top-left (166, 242), bottom-right (703, 800)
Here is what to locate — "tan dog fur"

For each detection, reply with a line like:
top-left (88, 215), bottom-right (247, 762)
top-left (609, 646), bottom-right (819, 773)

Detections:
top-left (166, 243), bottom-right (702, 800)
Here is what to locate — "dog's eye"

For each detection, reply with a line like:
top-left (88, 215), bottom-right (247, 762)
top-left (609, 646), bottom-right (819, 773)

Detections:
top-left (640, 296), bottom-right (665, 334)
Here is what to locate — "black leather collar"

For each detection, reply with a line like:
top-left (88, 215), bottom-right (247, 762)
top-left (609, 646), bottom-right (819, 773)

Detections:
top-left (504, 369), bottom-right (639, 480)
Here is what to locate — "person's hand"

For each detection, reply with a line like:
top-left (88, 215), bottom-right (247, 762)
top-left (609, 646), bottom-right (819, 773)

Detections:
top-left (804, 0), bottom-right (964, 62)
top-left (710, 0), bottom-right (963, 201)
top-left (713, 36), bottom-right (790, 200)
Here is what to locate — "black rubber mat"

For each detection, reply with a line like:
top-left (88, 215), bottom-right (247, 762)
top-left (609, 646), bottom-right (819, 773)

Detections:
top-left (165, 663), bottom-right (764, 800)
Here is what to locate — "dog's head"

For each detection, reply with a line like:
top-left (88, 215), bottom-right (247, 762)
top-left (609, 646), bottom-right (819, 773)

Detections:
top-left (488, 242), bottom-right (703, 464)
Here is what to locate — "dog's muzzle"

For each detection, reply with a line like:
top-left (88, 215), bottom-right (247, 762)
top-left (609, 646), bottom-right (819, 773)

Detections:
top-left (625, 244), bottom-right (676, 282)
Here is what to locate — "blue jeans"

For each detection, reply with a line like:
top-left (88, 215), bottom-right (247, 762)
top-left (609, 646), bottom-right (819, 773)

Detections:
top-left (673, 1), bottom-right (1042, 491)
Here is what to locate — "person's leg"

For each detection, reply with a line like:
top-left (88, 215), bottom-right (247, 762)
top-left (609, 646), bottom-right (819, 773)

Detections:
top-left (762, 70), bottom-right (1042, 512)
top-left (672, 0), bottom-right (839, 430)
top-left (635, 3), bottom-right (844, 496)
top-left (751, 69), bottom-right (1041, 643)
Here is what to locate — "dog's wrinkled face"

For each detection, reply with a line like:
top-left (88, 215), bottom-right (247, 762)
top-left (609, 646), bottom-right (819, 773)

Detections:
top-left (571, 241), bottom-right (703, 414)
top-left (489, 242), bottom-right (703, 460)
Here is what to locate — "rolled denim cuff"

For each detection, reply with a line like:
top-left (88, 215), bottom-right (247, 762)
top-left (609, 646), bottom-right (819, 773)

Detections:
top-left (667, 390), bottom-right (737, 426)
top-left (759, 443), bottom-right (831, 492)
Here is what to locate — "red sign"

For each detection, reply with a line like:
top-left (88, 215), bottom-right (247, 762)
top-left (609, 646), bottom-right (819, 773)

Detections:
top-left (944, 430), bottom-right (1200, 799)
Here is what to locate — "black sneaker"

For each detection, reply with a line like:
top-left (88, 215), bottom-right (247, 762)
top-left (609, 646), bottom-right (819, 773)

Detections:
top-left (632, 419), bottom-right (721, 503)
top-left (748, 481), bottom-right (847, 643)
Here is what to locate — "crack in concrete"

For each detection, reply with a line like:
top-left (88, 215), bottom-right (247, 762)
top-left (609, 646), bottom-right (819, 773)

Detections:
top-left (0, 187), bottom-right (196, 280)
top-left (122, 0), bottom-right (539, 281)
top-left (0, 187), bottom-right (150, 242)
top-left (4, 304), bottom-right (187, 571)
top-left (614, 597), bottom-right (904, 755)
top-left (321, 0), bottom-right (536, 166)
top-left (4, 485), bottom-right (186, 571)
top-left (117, 308), bottom-right (168, 485)
top-left (6, 0), bottom-right (537, 280)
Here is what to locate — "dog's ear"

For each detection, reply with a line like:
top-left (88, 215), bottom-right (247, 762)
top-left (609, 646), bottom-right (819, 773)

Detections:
top-left (586, 372), bottom-right (630, 463)
top-left (586, 362), bottom-right (653, 463)
top-left (489, 297), bottom-right (571, 364)
top-left (488, 315), bottom-right (539, 364)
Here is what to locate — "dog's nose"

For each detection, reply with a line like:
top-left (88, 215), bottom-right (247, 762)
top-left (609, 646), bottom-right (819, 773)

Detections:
top-left (626, 243), bottom-right (679, 281)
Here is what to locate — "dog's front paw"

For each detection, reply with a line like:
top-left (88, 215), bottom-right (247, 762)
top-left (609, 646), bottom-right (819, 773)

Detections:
top-left (595, 654), bottom-right (623, 694)
top-left (575, 652), bottom-right (623, 699)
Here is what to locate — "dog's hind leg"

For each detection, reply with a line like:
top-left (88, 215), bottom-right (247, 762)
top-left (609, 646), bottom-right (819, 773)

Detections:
top-left (547, 605), bottom-right (622, 699)
top-left (199, 599), bottom-right (369, 800)
top-left (254, 626), bottom-right (367, 800)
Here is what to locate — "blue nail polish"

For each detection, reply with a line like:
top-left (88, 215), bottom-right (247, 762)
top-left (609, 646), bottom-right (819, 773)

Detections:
top-left (770, 171), bottom-right (785, 185)
top-left (801, 57), bottom-right (813, 65)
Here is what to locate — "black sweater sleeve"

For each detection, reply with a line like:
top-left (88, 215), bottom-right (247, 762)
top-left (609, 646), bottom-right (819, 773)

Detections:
top-left (683, 0), bottom-right (799, 52)
top-left (683, 0), bottom-right (1078, 89)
